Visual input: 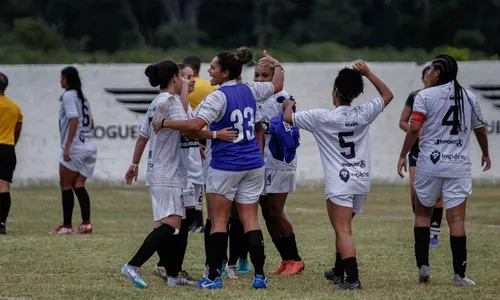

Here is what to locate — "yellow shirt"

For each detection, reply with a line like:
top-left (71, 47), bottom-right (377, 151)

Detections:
top-left (0, 95), bottom-right (23, 145)
top-left (189, 77), bottom-right (217, 109)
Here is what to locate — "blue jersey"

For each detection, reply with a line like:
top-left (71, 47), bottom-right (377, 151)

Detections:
top-left (209, 84), bottom-right (265, 172)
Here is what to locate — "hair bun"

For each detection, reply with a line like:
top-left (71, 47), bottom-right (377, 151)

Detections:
top-left (234, 46), bottom-right (254, 65)
top-left (145, 64), bottom-right (160, 87)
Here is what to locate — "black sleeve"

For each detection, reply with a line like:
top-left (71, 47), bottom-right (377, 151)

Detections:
top-left (404, 93), bottom-right (415, 110)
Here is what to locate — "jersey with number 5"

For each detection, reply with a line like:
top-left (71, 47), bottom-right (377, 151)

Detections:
top-left (207, 84), bottom-right (265, 171)
top-left (411, 82), bottom-right (484, 178)
top-left (59, 90), bottom-right (96, 153)
top-left (292, 98), bottom-right (385, 198)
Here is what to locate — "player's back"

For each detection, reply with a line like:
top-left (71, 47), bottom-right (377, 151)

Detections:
top-left (413, 82), bottom-right (483, 178)
top-left (58, 90), bottom-right (95, 153)
top-left (146, 92), bottom-right (187, 187)
top-left (0, 95), bottom-right (22, 146)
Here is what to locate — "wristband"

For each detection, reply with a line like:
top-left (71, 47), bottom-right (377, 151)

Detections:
top-left (273, 65), bottom-right (284, 73)
top-left (161, 119), bottom-right (165, 128)
top-left (131, 163), bottom-right (139, 168)
top-left (213, 131), bottom-right (217, 139)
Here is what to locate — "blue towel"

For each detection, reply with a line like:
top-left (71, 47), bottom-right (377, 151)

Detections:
top-left (268, 96), bottom-right (300, 163)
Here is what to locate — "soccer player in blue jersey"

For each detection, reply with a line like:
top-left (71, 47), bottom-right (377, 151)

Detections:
top-left (154, 47), bottom-right (285, 289)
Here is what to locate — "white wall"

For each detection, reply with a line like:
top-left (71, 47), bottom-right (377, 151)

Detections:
top-left (2, 62), bottom-right (499, 186)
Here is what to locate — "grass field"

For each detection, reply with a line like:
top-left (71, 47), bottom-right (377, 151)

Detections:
top-left (1, 185), bottom-right (500, 300)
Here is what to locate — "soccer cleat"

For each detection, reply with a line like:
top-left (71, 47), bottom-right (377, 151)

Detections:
top-left (51, 225), bottom-right (73, 235)
top-left (121, 264), bottom-right (148, 289)
top-left (453, 274), bottom-right (476, 286)
top-left (77, 222), bottom-right (93, 234)
top-left (226, 265), bottom-right (238, 279)
top-left (429, 237), bottom-right (439, 248)
top-left (336, 280), bottom-right (362, 290)
top-left (190, 225), bottom-right (204, 233)
top-left (324, 268), bottom-right (344, 285)
top-left (179, 270), bottom-right (199, 282)
top-left (151, 265), bottom-right (168, 281)
top-left (238, 258), bottom-right (251, 275)
top-left (272, 260), bottom-right (289, 275)
top-left (202, 265), bottom-right (209, 279)
top-left (195, 277), bottom-right (223, 289)
top-left (0, 222), bottom-right (6, 235)
top-left (168, 276), bottom-right (196, 287)
top-left (419, 265), bottom-right (431, 283)
top-left (281, 260), bottom-right (305, 275)
top-left (252, 274), bottom-right (269, 289)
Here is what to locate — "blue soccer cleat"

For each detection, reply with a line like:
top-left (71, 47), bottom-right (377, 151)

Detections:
top-left (221, 261), bottom-right (228, 276)
top-left (430, 237), bottom-right (439, 248)
top-left (252, 274), bottom-right (269, 289)
top-left (238, 258), bottom-right (251, 275)
top-left (195, 277), bottom-right (223, 289)
top-left (121, 264), bottom-right (148, 289)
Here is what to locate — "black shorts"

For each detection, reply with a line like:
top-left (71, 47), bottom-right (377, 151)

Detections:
top-left (0, 144), bottom-right (16, 183)
top-left (408, 148), bottom-right (419, 167)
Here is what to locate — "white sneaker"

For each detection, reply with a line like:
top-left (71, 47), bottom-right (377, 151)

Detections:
top-left (453, 274), bottom-right (476, 286)
top-left (51, 225), bottom-right (74, 235)
top-left (226, 265), bottom-right (238, 279)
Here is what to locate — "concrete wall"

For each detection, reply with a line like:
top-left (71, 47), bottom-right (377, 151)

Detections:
top-left (2, 62), bottom-right (499, 186)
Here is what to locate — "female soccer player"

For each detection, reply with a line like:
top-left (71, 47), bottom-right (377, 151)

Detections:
top-left (398, 54), bottom-right (490, 286)
top-left (283, 60), bottom-right (394, 290)
top-left (254, 64), bottom-right (304, 275)
top-left (52, 66), bottom-right (97, 235)
top-left (123, 62), bottom-right (236, 288)
top-left (399, 66), bottom-right (444, 247)
top-left (154, 47), bottom-right (285, 289)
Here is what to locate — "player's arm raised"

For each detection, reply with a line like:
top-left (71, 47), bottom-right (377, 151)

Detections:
top-left (258, 50), bottom-right (284, 94)
top-left (353, 60), bottom-right (393, 107)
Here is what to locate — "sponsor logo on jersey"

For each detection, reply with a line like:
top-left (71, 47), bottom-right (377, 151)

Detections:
top-left (341, 160), bottom-right (366, 168)
top-left (430, 150), bottom-right (441, 164)
top-left (282, 121), bottom-right (292, 132)
top-left (441, 153), bottom-right (467, 161)
top-left (148, 150), bottom-right (152, 159)
top-left (345, 121), bottom-right (359, 127)
top-left (339, 168), bottom-right (350, 183)
top-left (266, 174), bottom-right (272, 186)
top-left (435, 139), bottom-right (463, 147)
top-left (180, 136), bottom-right (200, 148)
top-left (351, 171), bottom-right (370, 179)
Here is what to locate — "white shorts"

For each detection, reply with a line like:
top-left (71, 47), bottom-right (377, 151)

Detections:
top-left (414, 174), bottom-right (471, 209)
top-left (206, 166), bottom-right (265, 204)
top-left (149, 186), bottom-right (185, 222)
top-left (183, 183), bottom-right (203, 210)
top-left (59, 150), bottom-right (97, 179)
top-left (261, 169), bottom-right (296, 195)
top-left (328, 194), bottom-right (367, 214)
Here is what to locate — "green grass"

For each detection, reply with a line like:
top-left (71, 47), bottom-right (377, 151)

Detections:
top-left (1, 185), bottom-right (500, 299)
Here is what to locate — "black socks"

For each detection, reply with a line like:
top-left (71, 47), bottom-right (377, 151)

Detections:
top-left (228, 218), bottom-right (245, 265)
top-left (343, 257), bottom-right (359, 283)
top-left (129, 224), bottom-right (175, 268)
top-left (204, 219), bottom-right (212, 266)
top-left (61, 189), bottom-right (74, 226)
top-left (0, 192), bottom-right (11, 224)
top-left (247, 230), bottom-right (266, 276)
top-left (334, 252), bottom-right (344, 277)
top-left (430, 207), bottom-right (443, 239)
top-left (450, 236), bottom-right (467, 278)
top-left (414, 227), bottom-right (430, 268)
top-left (208, 232), bottom-right (228, 280)
top-left (272, 234), bottom-right (301, 262)
top-left (74, 187), bottom-right (91, 222)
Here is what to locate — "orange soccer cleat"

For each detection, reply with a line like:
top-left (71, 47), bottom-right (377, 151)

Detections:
top-left (280, 260), bottom-right (305, 275)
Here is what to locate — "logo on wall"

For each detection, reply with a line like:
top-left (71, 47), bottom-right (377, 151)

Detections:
top-left (105, 88), bottom-right (159, 114)
top-left (470, 84), bottom-right (500, 135)
top-left (339, 168), bottom-right (350, 183)
top-left (430, 150), bottom-right (441, 164)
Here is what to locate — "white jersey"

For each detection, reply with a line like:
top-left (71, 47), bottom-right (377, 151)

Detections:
top-left (140, 92), bottom-right (188, 187)
top-left (412, 82), bottom-right (484, 178)
top-left (59, 90), bottom-right (96, 153)
top-left (181, 106), bottom-right (204, 185)
top-left (257, 89), bottom-right (297, 171)
top-left (292, 98), bottom-right (385, 199)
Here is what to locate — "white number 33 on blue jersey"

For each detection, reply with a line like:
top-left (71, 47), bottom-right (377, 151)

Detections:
top-left (230, 107), bottom-right (255, 143)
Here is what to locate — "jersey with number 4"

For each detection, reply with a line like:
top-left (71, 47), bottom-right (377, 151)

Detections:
top-left (292, 98), bottom-right (385, 198)
top-left (411, 82), bottom-right (484, 178)
top-left (59, 90), bottom-right (96, 153)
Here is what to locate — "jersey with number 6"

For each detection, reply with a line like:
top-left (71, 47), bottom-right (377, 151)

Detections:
top-left (196, 80), bottom-right (274, 172)
top-left (292, 98), bottom-right (385, 199)
top-left (411, 82), bottom-right (484, 178)
top-left (59, 90), bottom-right (96, 153)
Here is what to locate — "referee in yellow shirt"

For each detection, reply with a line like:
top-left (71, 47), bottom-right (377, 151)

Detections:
top-left (0, 72), bottom-right (23, 234)
top-left (182, 56), bottom-right (217, 233)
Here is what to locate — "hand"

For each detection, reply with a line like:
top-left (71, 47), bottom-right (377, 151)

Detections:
top-left (199, 144), bottom-right (206, 160)
top-left (125, 165), bottom-right (139, 185)
top-left (152, 118), bottom-right (165, 134)
top-left (352, 59), bottom-right (372, 77)
top-left (63, 149), bottom-right (71, 161)
top-left (258, 50), bottom-right (280, 68)
top-left (397, 156), bottom-right (407, 178)
top-left (217, 127), bottom-right (238, 142)
top-left (181, 75), bottom-right (190, 86)
top-left (282, 99), bottom-right (296, 109)
top-left (481, 155), bottom-right (491, 172)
